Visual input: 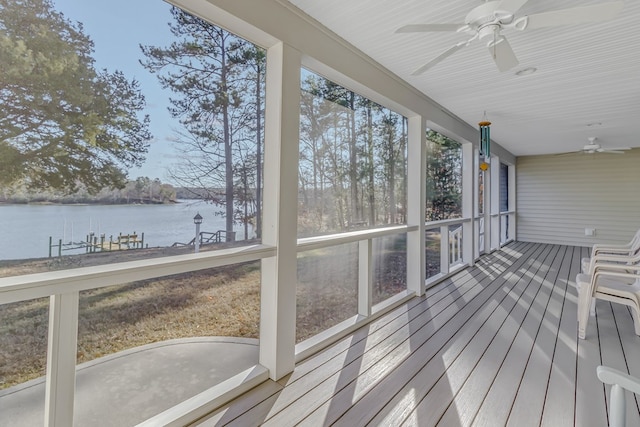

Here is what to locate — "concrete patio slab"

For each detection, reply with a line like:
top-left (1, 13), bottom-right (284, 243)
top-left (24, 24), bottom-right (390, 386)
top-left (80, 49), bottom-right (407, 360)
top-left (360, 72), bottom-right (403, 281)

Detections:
top-left (0, 337), bottom-right (259, 426)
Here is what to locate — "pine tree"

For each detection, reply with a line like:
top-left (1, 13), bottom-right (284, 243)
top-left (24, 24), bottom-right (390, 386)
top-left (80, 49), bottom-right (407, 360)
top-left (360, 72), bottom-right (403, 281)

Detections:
top-left (0, 0), bottom-right (151, 192)
top-left (141, 7), bottom-right (264, 240)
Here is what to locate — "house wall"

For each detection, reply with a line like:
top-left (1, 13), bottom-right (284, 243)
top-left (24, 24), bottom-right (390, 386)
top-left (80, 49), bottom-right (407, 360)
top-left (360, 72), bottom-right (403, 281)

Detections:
top-left (517, 148), bottom-right (640, 246)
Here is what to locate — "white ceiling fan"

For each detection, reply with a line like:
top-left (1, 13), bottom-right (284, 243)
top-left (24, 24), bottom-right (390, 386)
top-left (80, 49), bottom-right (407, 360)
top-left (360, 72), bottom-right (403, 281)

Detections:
top-left (396, 0), bottom-right (624, 75)
top-left (574, 137), bottom-right (631, 154)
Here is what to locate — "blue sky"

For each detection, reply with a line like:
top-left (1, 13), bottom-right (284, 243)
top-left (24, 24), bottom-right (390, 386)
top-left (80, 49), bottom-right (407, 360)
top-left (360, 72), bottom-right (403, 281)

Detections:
top-left (53, 0), bottom-right (178, 182)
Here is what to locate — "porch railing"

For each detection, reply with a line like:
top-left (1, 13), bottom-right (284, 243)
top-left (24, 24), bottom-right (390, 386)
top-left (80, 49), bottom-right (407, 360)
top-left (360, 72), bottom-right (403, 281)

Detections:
top-left (4, 215), bottom-right (508, 425)
top-left (449, 225), bottom-right (463, 265)
top-left (0, 245), bottom-right (275, 427)
top-left (499, 210), bottom-right (516, 246)
top-left (474, 215), bottom-right (485, 259)
top-left (425, 217), bottom-right (470, 286)
top-left (0, 225), bottom-right (419, 426)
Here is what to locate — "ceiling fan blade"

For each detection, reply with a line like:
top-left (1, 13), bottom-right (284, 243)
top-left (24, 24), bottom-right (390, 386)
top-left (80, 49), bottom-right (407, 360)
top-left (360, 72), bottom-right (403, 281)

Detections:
top-left (497, 0), bottom-right (529, 14)
top-left (412, 40), bottom-right (470, 75)
top-left (395, 24), bottom-right (464, 33)
top-left (600, 147), bottom-right (631, 153)
top-left (599, 150), bottom-right (626, 154)
top-left (525, 1), bottom-right (624, 29)
top-left (555, 151), bottom-right (583, 156)
top-left (487, 36), bottom-right (519, 72)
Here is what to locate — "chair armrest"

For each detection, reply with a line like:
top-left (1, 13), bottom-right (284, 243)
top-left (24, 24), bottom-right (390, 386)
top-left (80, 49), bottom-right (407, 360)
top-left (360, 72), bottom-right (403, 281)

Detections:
top-left (587, 253), bottom-right (640, 274)
top-left (597, 365), bottom-right (640, 395)
top-left (597, 365), bottom-right (640, 427)
top-left (593, 244), bottom-right (632, 254)
top-left (593, 261), bottom-right (640, 272)
top-left (589, 253), bottom-right (636, 263)
top-left (592, 265), bottom-right (640, 284)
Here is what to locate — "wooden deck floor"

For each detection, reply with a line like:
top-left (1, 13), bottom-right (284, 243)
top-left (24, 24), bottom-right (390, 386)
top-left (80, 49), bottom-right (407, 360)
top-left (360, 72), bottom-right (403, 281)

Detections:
top-left (195, 242), bottom-right (640, 426)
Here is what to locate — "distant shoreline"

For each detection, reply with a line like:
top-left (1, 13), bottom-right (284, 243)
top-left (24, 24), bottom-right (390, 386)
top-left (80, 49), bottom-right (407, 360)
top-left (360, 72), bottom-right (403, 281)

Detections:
top-left (0, 199), bottom-right (187, 206)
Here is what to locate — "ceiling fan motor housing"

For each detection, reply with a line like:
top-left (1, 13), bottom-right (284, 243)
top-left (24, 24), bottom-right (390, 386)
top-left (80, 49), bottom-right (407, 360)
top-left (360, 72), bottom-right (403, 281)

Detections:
top-left (465, 1), bottom-right (514, 34)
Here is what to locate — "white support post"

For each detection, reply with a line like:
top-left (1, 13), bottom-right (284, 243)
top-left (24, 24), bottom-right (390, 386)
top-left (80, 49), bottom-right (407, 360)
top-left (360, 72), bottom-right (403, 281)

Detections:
top-left (440, 225), bottom-right (450, 275)
top-left (508, 163), bottom-right (517, 242)
top-left (461, 142), bottom-right (475, 267)
top-left (358, 239), bottom-right (373, 316)
top-left (490, 155), bottom-right (501, 250)
top-left (44, 292), bottom-right (79, 427)
top-left (407, 116), bottom-right (426, 295)
top-left (259, 42), bottom-right (301, 381)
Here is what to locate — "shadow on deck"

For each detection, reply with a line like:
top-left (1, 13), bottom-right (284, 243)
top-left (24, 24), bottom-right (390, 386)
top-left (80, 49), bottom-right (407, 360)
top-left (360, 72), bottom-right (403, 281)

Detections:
top-left (194, 242), bottom-right (640, 426)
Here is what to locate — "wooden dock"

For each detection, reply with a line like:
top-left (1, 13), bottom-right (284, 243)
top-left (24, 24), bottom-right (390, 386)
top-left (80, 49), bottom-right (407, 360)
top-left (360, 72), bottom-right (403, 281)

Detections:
top-left (49, 232), bottom-right (145, 257)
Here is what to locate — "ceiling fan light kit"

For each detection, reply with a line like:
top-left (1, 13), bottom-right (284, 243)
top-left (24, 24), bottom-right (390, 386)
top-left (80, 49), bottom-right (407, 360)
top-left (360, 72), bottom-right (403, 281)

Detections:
top-left (396, 0), bottom-right (624, 74)
top-left (515, 66), bottom-right (537, 76)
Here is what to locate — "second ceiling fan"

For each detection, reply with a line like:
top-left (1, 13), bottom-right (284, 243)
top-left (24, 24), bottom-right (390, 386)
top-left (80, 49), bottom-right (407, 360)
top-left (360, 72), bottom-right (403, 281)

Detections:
top-left (574, 137), bottom-right (630, 154)
top-left (397, 0), bottom-right (624, 75)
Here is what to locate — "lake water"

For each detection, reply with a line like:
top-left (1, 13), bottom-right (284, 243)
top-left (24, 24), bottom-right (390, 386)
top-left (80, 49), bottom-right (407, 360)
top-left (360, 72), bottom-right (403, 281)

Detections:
top-left (0, 201), bottom-right (248, 260)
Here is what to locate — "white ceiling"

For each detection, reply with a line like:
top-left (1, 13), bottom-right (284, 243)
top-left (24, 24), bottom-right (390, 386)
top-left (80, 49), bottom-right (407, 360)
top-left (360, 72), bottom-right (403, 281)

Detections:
top-left (285, 0), bottom-right (640, 156)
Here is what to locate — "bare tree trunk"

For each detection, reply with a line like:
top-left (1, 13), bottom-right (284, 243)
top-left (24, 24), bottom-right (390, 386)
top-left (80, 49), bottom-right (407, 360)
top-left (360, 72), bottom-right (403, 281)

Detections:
top-left (388, 113), bottom-right (397, 224)
top-left (244, 168), bottom-right (249, 239)
top-left (221, 39), bottom-right (234, 240)
top-left (312, 137), bottom-right (319, 221)
top-left (366, 101), bottom-right (375, 225)
top-left (399, 117), bottom-right (407, 223)
top-left (348, 92), bottom-right (359, 223)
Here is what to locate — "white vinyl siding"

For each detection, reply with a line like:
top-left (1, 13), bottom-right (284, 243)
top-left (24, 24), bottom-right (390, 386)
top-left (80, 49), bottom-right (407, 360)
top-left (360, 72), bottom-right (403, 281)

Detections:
top-left (516, 148), bottom-right (640, 246)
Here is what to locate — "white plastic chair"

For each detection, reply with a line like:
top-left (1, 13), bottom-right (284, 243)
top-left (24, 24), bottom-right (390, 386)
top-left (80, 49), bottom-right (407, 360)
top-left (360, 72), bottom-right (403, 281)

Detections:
top-left (597, 365), bottom-right (640, 427)
top-left (578, 251), bottom-right (640, 317)
top-left (582, 229), bottom-right (640, 274)
top-left (576, 260), bottom-right (640, 340)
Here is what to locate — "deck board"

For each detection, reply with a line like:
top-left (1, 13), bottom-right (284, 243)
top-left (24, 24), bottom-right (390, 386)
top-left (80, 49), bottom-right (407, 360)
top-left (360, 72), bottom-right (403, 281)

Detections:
top-left (413, 244), bottom-right (560, 427)
top-left (506, 245), bottom-right (570, 426)
top-left (194, 242), bottom-right (640, 427)
top-left (540, 245), bottom-right (580, 427)
top-left (574, 245), bottom-right (609, 427)
top-left (471, 244), bottom-right (560, 427)
top-left (465, 244), bottom-right (566, 427)
top-left (342, 242), bottom-right (543, 426)
top-left (264, 256), bottom-right (518, 426)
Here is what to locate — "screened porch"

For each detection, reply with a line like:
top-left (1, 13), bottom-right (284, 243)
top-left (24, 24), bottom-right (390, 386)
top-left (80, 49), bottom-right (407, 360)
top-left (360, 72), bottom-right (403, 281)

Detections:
top-left (1, 0), bottom-right (639, 426)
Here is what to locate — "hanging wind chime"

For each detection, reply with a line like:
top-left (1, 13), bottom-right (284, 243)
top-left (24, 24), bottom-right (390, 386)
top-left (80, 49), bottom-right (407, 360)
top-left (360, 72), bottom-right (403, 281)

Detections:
top-left (479, 112), bottom-right (491, 171)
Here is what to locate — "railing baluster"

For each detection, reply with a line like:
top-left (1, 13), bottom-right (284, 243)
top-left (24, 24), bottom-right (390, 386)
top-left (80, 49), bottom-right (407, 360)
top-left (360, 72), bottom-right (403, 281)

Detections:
top-left (441, 225), bottom-right (450, 275)
top-left (446, 226), bottom-right (463, 266)
top-left (358, 239), bottom-right (373, 316)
